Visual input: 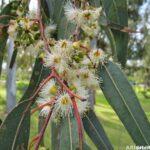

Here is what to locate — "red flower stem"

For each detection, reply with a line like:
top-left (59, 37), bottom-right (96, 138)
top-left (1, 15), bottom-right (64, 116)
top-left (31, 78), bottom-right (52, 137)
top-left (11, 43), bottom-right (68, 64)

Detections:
top-left (0, 15), bottom-right (15, 19)
top-left (29, 135), bottom-right (39, 150)
top-left (34, 107), bottom-right (54, 150)
top-left (37, 0), bottom-right (50, 53)
top-left (52, 68), bottom-right (84, 101)
top-left (72, 98), bottom-right (83, 150)
top-left (29, 73), bottom-right (53, 101)
top-left (0, 24), bottom-right (9, 28)
top-left (31, 99), bottom-right (55, 114)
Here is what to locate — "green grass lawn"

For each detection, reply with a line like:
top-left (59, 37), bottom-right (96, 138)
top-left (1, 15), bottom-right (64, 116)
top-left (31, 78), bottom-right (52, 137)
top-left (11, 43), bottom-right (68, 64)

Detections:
top-left (0, 80), bottom-right (150, 150)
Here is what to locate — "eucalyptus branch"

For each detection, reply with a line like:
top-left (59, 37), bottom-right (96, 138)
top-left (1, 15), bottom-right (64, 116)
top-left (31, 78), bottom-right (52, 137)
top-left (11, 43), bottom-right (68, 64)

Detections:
top-left (34, 107), bottom-right (54, 150)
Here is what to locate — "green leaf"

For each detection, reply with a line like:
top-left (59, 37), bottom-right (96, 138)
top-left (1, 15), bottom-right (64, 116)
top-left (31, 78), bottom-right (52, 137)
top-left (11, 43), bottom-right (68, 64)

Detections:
top-left (52, 0), bottom-right (66, 27)
top-left (57, 16), bottom-right (76, 39)
top-left (101, 25), bottom-right (117, 60)
top-left (82, 110), bottom-right (113, 150)
top-left (51, 116), bottom-right (80, 150)
top-left (0, 28), bottom-right (7, 75)
top-left (89, 0), bottom-right (101, 6)
top-left (0, 100), bottom-right (30, 150)
top-left (98, 61), bottom-right (150, 145)
top-left (83, 143), bottom-right (91, 150)
top-left (45, 0), bottom-right (66, 29)
top-left (51, 122), bottom-right (61, 150)
top-left (0, 57), bottom-right (50, 149)
top-left (101, 0), bottom-right (128, 67)
top-left (20, 57), bottom-right (50, 101)
top-left (0, 1), bottom-right (20, 76)
top-left (0, 119), bottom-right (2, 126)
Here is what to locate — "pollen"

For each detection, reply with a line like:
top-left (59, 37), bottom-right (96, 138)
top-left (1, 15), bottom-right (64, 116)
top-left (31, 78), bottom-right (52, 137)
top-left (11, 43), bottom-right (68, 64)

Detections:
top-left (94, 51), bottom-right (101, 57)
top-left (61, 97), bottom-right (70, 105)
top-left (83, 73), bottom-right (89, 79)
top-left (83, 12), bottom-right (91, 20)
top-left (49, 85), bottom-right (57, 95)
top-left (61, 41), bottom-right (67, 48)
top-left (73, 41), bottom-right (81, 49)
top-left (54, 57), bottom-right (61, 63)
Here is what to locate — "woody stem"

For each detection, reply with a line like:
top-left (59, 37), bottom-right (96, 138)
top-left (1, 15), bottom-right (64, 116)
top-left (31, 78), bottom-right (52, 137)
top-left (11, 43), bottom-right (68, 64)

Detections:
top-left (34, 107), bottom-right (54, 150)
top-left (52, 68), bottom-right (84, 101)
top-left (37, 0), bottom-right (50, 52)
top-left (31, 99), bottom-right (55, 114)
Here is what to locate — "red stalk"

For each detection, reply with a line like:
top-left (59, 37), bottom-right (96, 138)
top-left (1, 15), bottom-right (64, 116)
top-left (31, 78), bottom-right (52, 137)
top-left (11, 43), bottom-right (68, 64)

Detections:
top-left (37, 0), bottom-right (50, 53)
top-left (52, 69), bottom-right (84, 101)
top-left (31, 99), bottom-right (55, 114)
top-left (29, 73), bottom-right (53, 101)
top-left (34, 107), bottom-right (54, 150)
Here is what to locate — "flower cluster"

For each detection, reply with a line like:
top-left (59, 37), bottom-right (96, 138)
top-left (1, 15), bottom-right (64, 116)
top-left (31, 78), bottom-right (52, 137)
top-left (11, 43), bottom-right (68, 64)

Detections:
top-left (36, 38), bottom-right (105, 121)
top-left (64, 2), bottom-right (102, 37)
top-left (8, 18), bottom-right (57, 57)
top-left (7, 2), bottom-right (106, 122)
top-left (8, 17), bottom-right (40, 47)
top-left (34, 3), bottom-right (105, 121)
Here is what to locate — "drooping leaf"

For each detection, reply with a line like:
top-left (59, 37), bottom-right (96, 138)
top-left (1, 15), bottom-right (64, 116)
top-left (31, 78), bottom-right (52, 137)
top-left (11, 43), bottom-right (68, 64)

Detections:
top-left (101, 25), bottom-right (117, 60)
top-left (20, 57), bottom-right (50, 101)
top-left (51, 122), bottom-right (61, 150)
top-left (89, 0), bottom-right (101, 6)
top-left (83, 143), bottom-right (91, 150)
top-left (98, 61), bottom-right (150, 145)
top-left (0, 1), bottom-right (20, 76)
top-left (0, 57), bottom-right (50, 149)
top-left (0, 100), bottom-right (30, 150)
top-left (44, 0), bottom-right (66, 33)
top-left (57, 16), bottom-right (76, 39)
top-left (52, 0), bottom-right (66, 27)
top-left (51, 116), bottom-right (80, 150)
top-left (0, 28), bottom-right (7, 75)
top-left (101, 0), bottom-right (128, 67)
top-left (82, 110), bottom-right (113, 150)
top-left (0, 119), bottom-right (2, 126)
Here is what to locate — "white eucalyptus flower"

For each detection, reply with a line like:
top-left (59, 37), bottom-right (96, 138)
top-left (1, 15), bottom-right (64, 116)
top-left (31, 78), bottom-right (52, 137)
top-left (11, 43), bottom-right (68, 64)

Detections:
top-left (77, 100), bottom-right (89, 115)
top-left (39, 106), bottom-right (51, 117)
top-left (44, 51), bottom-right (68, 74)
top-left (45, 24), bottom-right (56, 38)
top-left (8, 20), bottom-right (18, 38)
top-left (39, 79), bottom-right (57, 97)
top-left (64, 2), bottom-right (78, 21)
top-left (54, 93), bottom-right (72, 117)
top-left (78, 68), bottom-right (98, 87)
top-left (89, 49), bottom-right (104, 65)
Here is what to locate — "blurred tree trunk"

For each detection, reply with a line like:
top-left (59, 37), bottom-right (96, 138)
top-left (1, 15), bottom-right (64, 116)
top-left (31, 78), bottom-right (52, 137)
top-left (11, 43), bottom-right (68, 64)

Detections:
top-left (6, 38), bottom-right (16, 113)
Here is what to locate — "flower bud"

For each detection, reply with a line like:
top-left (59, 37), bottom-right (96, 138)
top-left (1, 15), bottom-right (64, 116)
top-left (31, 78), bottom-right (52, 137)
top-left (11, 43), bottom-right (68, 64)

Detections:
top-left (73, 41), bottom-right (81, 49)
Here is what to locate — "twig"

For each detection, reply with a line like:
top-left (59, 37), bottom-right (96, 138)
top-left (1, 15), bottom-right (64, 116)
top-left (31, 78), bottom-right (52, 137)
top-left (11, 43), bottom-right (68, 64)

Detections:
top-left (37, 0), bottom-right (50, 52)
top-left (31, 99), bottom-right (55, 114)
top-left (52, 68), bottom-right (85, 101)
top-left (34, 107), bottom-right (54, 150)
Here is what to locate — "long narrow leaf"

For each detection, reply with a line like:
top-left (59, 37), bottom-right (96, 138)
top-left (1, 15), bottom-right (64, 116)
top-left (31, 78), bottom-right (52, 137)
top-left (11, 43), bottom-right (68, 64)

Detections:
top-left (83, 110), bottom-right (113, 150)
top-left (0, 100), bottom-right (30, 149)
top-left (98, 61), bottom-right (150, 145)
top-left (101, 0), bottom-right (128, 67)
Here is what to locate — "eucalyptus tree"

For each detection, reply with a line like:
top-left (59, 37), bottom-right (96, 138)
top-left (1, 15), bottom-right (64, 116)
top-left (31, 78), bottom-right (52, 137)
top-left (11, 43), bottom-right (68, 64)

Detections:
top-left (0, 0), bottom-right (150, 150)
